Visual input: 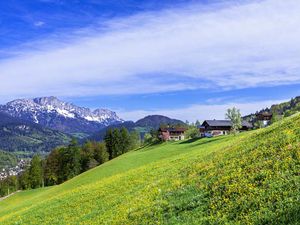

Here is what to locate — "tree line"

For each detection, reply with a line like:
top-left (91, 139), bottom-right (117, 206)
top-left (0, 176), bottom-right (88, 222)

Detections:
top-left (0, 127), bottom-right (140, 197)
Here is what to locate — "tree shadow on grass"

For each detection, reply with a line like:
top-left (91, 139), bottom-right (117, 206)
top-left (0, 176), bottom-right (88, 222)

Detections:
top-left (179, 137), bottom-right (201, 144)
top-left (135, 140), bottom-right (164, 151)
top-left (180, 136), bottom-right (229, 147)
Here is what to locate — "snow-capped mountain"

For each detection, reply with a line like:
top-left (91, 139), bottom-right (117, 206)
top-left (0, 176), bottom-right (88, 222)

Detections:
top-left (0, 97), bottom-right (123, 135)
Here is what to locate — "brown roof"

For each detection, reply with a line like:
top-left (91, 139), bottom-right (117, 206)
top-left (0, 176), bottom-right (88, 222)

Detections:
top-left (256, 112), bottom-right (273, 116)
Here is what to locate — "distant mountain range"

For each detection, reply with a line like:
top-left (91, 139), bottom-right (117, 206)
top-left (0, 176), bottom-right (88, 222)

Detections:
top-left (0, 97), bottom-right (186, 155)
top-left (0, 96), bottom-right (123, 137)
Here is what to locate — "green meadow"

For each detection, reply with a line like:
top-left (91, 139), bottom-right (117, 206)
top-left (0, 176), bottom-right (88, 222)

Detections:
top-left (0, 114), bottom-right (299, 224)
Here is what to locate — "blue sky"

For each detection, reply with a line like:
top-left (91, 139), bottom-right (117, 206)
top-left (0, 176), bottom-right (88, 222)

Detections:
top-left (0, 0), bottom-right (300, 121)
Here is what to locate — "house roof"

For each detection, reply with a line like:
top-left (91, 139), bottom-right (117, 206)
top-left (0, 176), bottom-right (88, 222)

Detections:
top-left (256, 112), bottom-right (273, 116)
top-left (202, 120), bottom-right (252, 128)
top-left (256, 112), bottom-right (273, 120)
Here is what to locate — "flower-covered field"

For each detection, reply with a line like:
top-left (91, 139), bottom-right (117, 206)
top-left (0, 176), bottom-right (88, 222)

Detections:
top-left (0, 114), bottom-right (299, 224)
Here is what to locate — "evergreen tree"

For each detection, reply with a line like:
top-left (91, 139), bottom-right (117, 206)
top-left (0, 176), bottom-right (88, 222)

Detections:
top-left (104, 129), bottom-right (114, 160)
top-left (29, 155), bottom-right (43, 189)
top-left (58, 139), bottom-right (81, 182)
top-left (120, 127), bottom-right (131, 154)
top-left (44, 148), bottom-right (60, 186)
top-left (112, 128), bottom-right (121, 158)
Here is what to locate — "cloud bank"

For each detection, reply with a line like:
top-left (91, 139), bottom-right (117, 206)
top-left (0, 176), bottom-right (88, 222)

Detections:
top-left (0, 0), bottom-right (300, 101)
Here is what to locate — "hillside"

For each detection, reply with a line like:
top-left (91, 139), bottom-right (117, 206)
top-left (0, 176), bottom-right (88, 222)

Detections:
top-left (88, 115), bottom-right (185, 141)
top-left (0, 112), bottom-right (71, 155)
top-left (244, 96), bottom-right (300, 122)
top-left (135, 115), bottom-right (185, 128)
top-left (0, 150), bottom-right (17, 170)
top-left (0, 114), bottom-right (299, 224)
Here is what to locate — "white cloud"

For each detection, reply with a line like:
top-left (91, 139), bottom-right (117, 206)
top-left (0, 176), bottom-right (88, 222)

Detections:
top-left (34, 21), bottom-right (45, 27)
top-left (0, 0), bottom-right (300, 100)
top-left (119, 99), bottom-right (287, 122)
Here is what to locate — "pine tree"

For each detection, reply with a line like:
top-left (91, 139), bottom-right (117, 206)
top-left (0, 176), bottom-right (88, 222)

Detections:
top-left (44, 148), bottom-right (60, 186)
top-left (112, 128), bottom-right (121, 158)
top-left (120, 127), bottom-right (130, 154)
top-left (29, 155), bottom-right (43, 189)
top-left (104, 129), bottom-right (114, 160)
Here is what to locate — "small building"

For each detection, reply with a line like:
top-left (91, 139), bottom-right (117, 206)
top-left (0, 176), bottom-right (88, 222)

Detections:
top-left (158, 127), bottom-right (187, 141)
top-left (200, 120), bottom-right (252, 136)
top-left (256, 112), bottom-right (273, 126)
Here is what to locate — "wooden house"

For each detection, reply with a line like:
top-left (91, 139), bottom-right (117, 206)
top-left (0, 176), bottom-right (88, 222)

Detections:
top-left (200, 120), bottom-right (252, 136)
top-left (158, 127), bottom-right (187, 141)
top-left (256, 112), bottom-right (273, 126)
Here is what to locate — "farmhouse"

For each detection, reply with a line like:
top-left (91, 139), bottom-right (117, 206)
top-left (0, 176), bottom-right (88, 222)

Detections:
top-left (158, 127), bottom-right (187, 141)
top-left (200, 120), bottom-right (252, 136)
top-left (256, 112), bottom-right (273, 126)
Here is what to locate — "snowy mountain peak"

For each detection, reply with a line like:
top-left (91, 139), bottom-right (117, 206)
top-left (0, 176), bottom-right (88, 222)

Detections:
top-left (0, 97), bottom-right (123, 134)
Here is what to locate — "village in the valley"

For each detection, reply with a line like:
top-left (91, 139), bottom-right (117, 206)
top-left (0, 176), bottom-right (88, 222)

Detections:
top-left (0, 160), bottom-right (27, 180)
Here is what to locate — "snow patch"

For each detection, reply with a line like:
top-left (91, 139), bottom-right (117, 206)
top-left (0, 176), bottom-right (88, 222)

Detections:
top-left (33, 115), bottom-right (39, 123)
top-left (56, 108), bottom-right (75, 119)
top-left (84, 116), bottom-right (102, 122)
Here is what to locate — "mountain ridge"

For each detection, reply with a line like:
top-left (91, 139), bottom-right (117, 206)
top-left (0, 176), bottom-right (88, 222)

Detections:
top-left (0, 97), bottom-right (123, 135)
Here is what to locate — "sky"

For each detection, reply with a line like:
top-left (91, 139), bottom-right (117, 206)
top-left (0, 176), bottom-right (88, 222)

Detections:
top-left (0, 0), bottom-right (300, 122)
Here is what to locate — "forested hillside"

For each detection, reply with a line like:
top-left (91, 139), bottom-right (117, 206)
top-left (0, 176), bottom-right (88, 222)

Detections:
top-left (0, 112), bottom-right (71, 155)
top-left (244, 96), bottom-right (300, 122)
top-left (0, 150), bottom-right (17, 170)
top-left (0, 113), bottom-right (299, 224)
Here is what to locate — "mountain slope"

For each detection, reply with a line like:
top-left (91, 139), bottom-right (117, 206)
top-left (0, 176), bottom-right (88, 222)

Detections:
top-left (0, 150), bottom-right (17, 170)
top-left (0, 112), bottom-right (71, 154)
top-left (135, 115), bottom-right (185, 128)
top-left (0, 114), bottom-right (299, 224)
top-left (0, 97), bottom-right (123, 136)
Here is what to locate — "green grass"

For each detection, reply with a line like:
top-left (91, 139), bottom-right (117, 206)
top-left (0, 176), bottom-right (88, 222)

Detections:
top-left (0, 114), bottom-right (299, 224)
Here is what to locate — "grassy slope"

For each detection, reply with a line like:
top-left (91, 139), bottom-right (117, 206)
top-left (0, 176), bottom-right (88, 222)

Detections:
top-left (0, 114), bottom-right (299, 224)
